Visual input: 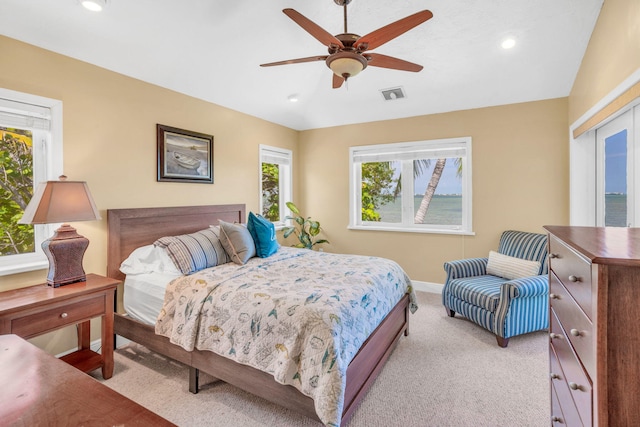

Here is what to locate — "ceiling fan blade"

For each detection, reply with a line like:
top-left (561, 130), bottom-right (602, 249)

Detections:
top-left (332, 73), bottom-right (345, 89)
top-left (260, 55), bottom-right (328, 67)
top-left (283, 9), bottom-right (345, 49)
top-left (355, 10), bottom-right (433, 52)
top-left (366, 53), bottom-right (423, 72)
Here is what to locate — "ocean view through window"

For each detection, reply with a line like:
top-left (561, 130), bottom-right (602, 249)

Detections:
top-left (349, 137), bottom-right (472, 234)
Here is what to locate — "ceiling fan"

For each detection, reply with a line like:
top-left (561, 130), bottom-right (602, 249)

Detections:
top-left (260, 0), bottom-right (433, 89)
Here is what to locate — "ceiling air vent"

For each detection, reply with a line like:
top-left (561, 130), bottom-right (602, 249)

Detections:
top-left (380, 87), bottom-right (406, 101)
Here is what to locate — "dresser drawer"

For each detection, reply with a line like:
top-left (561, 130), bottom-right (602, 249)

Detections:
top-left (550, 353), bottom-right (582, 427)
top-left (548, 235), bottom-right (593, 318)
top-left (550, 273), bottom-right (595, 378)
top-left (10, 295), bottom-right (105, 338)
top-left (550, 310), bottom-right (592, 427)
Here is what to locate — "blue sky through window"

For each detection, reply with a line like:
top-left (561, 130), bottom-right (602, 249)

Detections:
top-left (414, 159), bottom-right (462, 195)
top-left (605, 130), bottom-right (627, 194)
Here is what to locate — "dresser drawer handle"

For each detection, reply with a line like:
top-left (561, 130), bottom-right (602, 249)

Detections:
top-left (568, 275), bottom-right (581, 283)
top-left (551, 415), bottom-right (564, 424)
top-left (550, 373), bottom-right (561, 380)
top-left (570, 328), bottom-right (582, 337)
top-left (549, 333), bottom-right (563, 340)
top-left (549, 293), bottom-right (560, 300)
top-left (569, 382), bottom-right (585, 392)
top-left (60, 312), bottom-right (68, 319)
top-left (549, 253), bottom-right (560, 259)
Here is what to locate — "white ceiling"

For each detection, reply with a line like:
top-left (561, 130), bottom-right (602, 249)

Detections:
top-left (1, 0), bottom-right (603, 131)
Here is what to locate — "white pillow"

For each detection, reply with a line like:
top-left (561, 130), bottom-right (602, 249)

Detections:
top-left (120, 244), bottom-right (182, 276)
top-left (486, 250), bottom-right (541, 280)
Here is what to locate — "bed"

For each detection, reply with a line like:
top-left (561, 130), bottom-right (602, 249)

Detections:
top-left (107, 204), bottom-right (414, 426)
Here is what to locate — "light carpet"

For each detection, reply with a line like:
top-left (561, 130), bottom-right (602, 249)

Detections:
top-left (97, 291), bottom-right (549, 426)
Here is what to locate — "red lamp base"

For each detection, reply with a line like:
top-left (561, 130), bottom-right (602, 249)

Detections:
top-left (42, 224), bottom-right (89, 287)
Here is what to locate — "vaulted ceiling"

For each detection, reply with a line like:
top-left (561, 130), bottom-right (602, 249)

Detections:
top-left (1, 0), bottom-right (603, 130)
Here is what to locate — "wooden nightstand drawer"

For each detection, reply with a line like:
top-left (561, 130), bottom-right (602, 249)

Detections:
top-left (0, 274), bottom-right (119, 380)
top-left (11, 295), bottom-right (105, 338)
top-left (549, 235), bottom-right (593, 318)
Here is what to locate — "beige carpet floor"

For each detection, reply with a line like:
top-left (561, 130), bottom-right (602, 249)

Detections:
top-left (97, 291), bottom-right (549, 426)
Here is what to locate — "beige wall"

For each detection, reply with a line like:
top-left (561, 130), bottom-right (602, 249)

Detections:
top-left (1, 35), bottom-right (572, 353)
top-left (569, 0), bottom-right (640, 124)
top-left (0, 36), bottom-right (298, 353)
top-left (298, 98), bottom-right (570, 284)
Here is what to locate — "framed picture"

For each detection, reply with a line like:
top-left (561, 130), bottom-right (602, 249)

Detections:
top-left (157, 124), bottom-right (213, 183)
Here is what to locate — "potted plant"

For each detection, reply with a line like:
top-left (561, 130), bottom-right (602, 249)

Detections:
top-left (282, 201), bottom-right (329, 250)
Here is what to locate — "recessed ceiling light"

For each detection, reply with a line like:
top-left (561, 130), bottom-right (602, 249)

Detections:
top-left (287, 94), bottom-right (299, 103)
top-left (80, 0), bottom-right (108, 12)
top-left (501, 38), bottom-right (516, 50)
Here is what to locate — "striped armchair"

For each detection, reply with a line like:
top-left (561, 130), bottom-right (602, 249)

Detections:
top-left (442, 230), bottom-right (549, 347)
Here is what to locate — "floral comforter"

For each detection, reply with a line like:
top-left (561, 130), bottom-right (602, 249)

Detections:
top-left (155, 247), bottom-right (417, 426)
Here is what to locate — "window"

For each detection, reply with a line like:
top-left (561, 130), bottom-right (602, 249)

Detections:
top-left (349, 137), bottom-right (473, 234)
top-left (595, 107), bottom-right (638, 227)
top-left (0, 89), bottom-right (63, 275)
top-left (260, 145), bottom-right (292, 227)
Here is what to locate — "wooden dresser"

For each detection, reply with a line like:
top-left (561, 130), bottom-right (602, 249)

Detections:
top-left (544, 226), bottom-right (640, 426)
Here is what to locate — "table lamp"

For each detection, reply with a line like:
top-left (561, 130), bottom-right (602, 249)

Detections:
top-left (19, 175), bottom-right (101, 287)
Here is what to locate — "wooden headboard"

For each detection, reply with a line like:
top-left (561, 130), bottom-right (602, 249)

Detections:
top-left (107, 204), bottom-right (245, 281)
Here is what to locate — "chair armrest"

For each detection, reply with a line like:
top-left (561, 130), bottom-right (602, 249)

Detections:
top-left (502, 275), bottom-right (549, 298)
top-left (443, 258), bottom-right (488, 282)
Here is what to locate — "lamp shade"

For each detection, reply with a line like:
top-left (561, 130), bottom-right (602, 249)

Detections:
top-left (18, 177), bottom-right (101, 286)
top-left (19, 178), bottom-right (101, 225)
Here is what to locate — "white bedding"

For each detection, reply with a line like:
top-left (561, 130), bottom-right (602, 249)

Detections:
top-left (123, 271), bottom-right (180, 324)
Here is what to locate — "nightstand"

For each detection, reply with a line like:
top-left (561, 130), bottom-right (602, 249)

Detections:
top-left (0, 273), bottom-right (119, 379)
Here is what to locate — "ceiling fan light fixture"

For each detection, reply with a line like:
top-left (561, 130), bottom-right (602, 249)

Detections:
top-left (326, 53), bottom-right (367, 79)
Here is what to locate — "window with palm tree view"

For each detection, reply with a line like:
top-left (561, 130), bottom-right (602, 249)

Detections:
top-left (350, 137), bottom-right (472, 234)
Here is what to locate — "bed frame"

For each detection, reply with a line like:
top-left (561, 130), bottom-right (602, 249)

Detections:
top-left (106, 204), bottom-right (410, 424)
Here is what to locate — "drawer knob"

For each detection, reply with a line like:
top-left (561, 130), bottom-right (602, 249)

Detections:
top-left (549, 333), bottom-right (563, 340)
top-left (550, 373), bottom-right (561, 380)
top-left (569, 382), bottom-right (584, 391)
top-left (549, 253), bottom-right (560, 259)
top-left (570, 328), bottom-right (582, 337)
top-left (551, 415), bottom-right (564, 424)
top-left (568, 275), bottom-right (581, 283)
top-left (60, 312), bottom-right (68, 318)
top-left (549, 293), bottom-right (560, 300)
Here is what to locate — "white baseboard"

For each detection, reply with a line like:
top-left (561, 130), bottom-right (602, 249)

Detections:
top-left (412, 280), bottom-right (443, 294)
top-left (116, 335), bottom-right (132, 349)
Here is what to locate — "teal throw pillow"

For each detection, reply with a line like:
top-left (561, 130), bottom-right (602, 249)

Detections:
top-left (247, 212), bottom-right (279, 258)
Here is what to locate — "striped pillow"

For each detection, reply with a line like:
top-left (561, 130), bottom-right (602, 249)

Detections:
top-left (486, 250), bottom-right (541, 280)
top-left (154, 226), bottom-right (230, 275)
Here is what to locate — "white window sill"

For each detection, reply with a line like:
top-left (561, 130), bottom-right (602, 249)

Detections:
top-left (348, 224), bottom-right (475, 236)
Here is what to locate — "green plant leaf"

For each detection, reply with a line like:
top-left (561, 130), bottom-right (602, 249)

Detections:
top-left (283, 227), bottom-right (295, 238)
top-left (286, 201), bottom-right (300, 215)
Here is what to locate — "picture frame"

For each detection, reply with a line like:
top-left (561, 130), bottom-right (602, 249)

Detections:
top-left (157, 124), bottom-right (214, 183)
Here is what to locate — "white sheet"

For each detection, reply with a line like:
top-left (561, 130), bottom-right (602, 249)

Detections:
top-left (123, 271), bottom-right (181, 325)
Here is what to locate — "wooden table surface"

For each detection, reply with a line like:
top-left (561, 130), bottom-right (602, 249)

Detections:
top-left (0, 334), bottom-right (176, 427)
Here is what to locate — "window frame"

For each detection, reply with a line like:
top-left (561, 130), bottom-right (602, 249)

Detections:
top-left (259, 144), bottom-right (292, 229)
top-left (349, 137), bottom-right (473, 235)
top-left (0, 88), bottom-right (63, 276)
